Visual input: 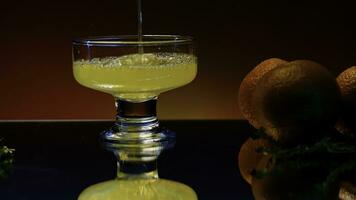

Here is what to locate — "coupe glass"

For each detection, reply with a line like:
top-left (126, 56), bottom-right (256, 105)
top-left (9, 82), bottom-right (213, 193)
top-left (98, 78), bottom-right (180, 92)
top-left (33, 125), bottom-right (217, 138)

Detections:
top-left (72, 35), bottom-right (197, 145)
top-left (73, 35), bottom-right (198, 199)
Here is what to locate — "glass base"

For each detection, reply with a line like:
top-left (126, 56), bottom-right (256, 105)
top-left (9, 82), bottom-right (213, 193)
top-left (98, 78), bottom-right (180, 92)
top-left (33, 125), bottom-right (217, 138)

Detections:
top-left (101, 98), bottom-right (175, 149)
top-left (101, 126), bottom-right (175, 148)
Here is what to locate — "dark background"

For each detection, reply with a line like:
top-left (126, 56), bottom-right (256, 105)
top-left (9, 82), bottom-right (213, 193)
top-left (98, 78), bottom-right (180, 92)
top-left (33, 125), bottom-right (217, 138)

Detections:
top-left (1, 0), bottom-right (356, 119)
top-left (0, 121), bottom-right (254, 199)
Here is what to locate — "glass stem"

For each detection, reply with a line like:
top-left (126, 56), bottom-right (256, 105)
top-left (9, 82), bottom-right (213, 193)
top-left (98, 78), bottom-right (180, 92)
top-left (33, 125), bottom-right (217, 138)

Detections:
top-left (117, 158), bottom-right (159, 180)
top-left (115, 98), bottom-right (159, 132)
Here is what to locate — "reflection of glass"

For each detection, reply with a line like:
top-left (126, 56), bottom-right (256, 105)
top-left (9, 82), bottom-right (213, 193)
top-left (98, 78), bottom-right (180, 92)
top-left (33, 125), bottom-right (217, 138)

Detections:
top-left (78, 140), bottom-right (197, 200)
top-left (79, 179), bottom-right (197, 199)
top-left (72, 35), bottom-right (197, 144)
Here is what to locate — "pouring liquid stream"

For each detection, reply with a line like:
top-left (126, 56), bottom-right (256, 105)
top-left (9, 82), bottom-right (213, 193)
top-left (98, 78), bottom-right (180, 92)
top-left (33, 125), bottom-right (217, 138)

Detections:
top-left (137, 0), bottom-right (144, 54)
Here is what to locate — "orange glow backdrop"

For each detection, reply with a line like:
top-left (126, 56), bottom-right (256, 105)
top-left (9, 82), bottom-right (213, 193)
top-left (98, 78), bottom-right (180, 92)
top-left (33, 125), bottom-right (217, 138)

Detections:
top-left (1, 0), bottom-right (356, 120)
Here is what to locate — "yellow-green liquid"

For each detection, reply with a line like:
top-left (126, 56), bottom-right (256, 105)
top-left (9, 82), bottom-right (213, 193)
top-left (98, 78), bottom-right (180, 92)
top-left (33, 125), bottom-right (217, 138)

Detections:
top-left (78, 179), bottom-right (198, 200)
top-left (73, 53), bottom-right (197, 101)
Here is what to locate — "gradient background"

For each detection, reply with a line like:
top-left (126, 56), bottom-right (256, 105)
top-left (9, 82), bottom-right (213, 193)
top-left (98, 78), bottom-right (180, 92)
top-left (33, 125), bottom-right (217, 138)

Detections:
top-left (1, 0), bottom-right (356, 120)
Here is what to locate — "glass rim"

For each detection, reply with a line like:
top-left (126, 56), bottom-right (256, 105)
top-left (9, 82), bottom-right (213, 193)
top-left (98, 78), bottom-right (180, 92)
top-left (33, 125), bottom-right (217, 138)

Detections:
top-left (73, 35), bottom-right (194, 46)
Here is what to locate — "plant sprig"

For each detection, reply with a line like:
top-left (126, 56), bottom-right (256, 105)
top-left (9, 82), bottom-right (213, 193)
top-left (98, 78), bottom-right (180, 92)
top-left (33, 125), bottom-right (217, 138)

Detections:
top-left (250, 129), bottom-right (356, 199)
top-left (0, 139), bottom-right (15, 180)
top-left (251, 129), bottom-right (356, 158)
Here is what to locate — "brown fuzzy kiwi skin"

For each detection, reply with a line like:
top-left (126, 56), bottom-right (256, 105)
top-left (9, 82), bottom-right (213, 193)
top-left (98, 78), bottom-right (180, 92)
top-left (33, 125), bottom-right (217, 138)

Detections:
top-left (251, 60), bottom-right (341, 146)
top-left (238, 138), bottom-right (270, 185)
top-left (238, 58), bottom-right (288, 128)
top-left (336, 66), bottom-right (356, 136)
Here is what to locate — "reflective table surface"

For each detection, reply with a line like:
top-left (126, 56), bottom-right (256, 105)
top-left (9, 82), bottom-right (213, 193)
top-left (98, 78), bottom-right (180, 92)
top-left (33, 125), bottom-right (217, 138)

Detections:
top-left (0, 121), bottom-right (253, 199)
